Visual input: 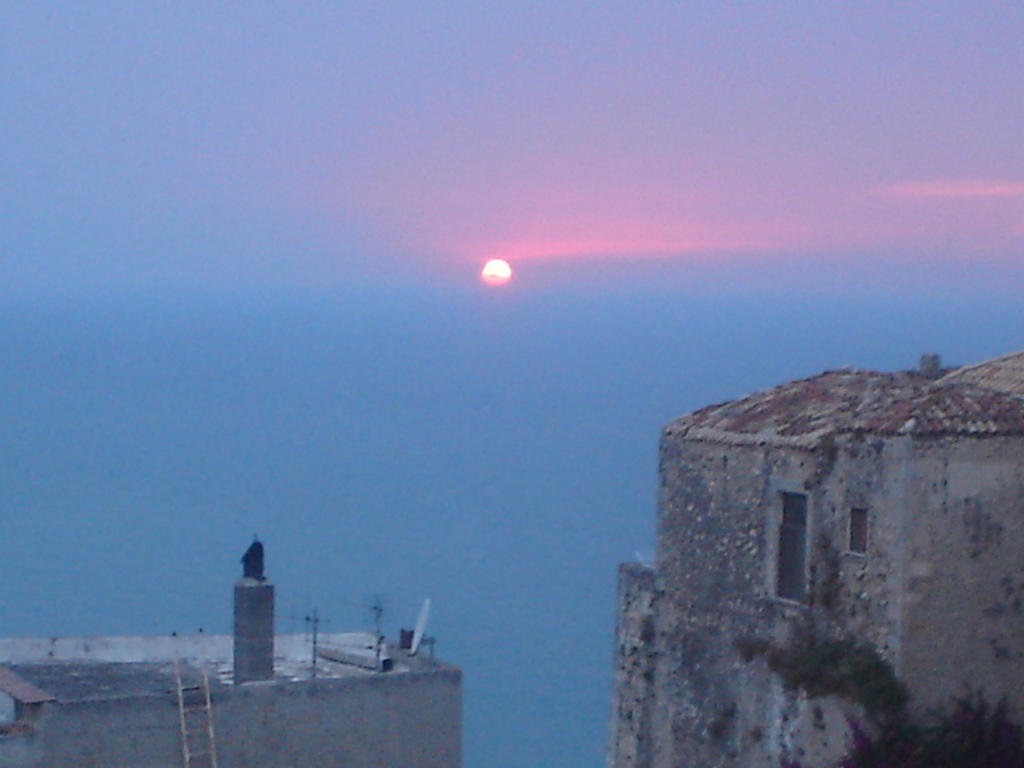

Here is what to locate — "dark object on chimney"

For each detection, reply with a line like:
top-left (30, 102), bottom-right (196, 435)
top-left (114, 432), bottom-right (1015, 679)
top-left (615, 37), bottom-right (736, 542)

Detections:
top-left (242, 540), bottom-right (265, 581)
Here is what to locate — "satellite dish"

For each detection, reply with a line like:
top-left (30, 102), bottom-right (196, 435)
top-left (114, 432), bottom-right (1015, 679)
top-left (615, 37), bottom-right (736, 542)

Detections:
top-left (410, 598), bottom-right (431, 656)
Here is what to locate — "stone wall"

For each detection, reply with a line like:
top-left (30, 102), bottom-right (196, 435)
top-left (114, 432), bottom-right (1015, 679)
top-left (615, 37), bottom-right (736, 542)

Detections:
top-left (607, 562), bottom-right (657, 768)
top-left (901, 436), bottom-right (1024, 713)
top-left (610, 426), bottom-right (1024, 768)
top-left (629, 431), bottom-right (913, 768)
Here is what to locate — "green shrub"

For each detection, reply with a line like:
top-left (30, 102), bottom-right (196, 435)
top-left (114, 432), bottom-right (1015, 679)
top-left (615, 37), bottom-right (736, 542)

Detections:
top-left (735, 634), bottom-right (906, 723)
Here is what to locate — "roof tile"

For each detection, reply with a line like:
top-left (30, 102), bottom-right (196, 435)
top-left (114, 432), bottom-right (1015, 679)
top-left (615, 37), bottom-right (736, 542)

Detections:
top-left (937, 350), bottom-right (1024, 397)
top-left (668, 360), bottom-right (1024, 445)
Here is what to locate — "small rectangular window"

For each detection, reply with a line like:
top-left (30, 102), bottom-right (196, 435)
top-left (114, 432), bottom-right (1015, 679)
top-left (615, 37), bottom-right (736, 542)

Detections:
top-left (776, 492), bottom-right (808, 601)
top-left (849, 508), bottom-right (868, 554)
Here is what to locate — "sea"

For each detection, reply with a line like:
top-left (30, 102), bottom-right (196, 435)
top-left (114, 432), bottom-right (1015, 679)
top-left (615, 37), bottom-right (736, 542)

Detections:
top-left (1, 280), bottom-right (1020, 767)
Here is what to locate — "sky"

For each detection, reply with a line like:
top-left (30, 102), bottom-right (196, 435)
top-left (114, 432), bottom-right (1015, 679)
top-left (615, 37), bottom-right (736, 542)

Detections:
top-left (3, 1), bottom-right (1023, 294)
top-left (2, 3), bottom-right (1024, 768)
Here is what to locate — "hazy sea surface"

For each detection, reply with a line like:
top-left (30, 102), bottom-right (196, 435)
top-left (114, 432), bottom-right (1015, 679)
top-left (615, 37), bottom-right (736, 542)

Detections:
top-left (1, 284), bottom-right (1021, 767)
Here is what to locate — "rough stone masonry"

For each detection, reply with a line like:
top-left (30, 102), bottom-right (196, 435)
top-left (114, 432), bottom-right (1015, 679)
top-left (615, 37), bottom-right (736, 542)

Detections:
top-left (609, 351), bottom-right (1024, 768)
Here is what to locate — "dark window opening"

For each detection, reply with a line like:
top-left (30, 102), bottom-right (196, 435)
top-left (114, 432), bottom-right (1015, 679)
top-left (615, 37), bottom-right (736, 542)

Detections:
top-left (14, 701), bottom-right (42, 722)
top-left (776, 492), bottom-right (807, 601)
top-left (849, 508), bottom-right (868, 554)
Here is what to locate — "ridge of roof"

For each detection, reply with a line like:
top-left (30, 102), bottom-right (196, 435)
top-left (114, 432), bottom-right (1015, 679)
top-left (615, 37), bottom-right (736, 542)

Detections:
top-left (936, 350), bottom-right (1024, 398)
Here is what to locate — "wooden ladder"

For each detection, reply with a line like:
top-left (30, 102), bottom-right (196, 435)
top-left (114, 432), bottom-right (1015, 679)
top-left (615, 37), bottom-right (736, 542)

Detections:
top-left (172, 630), bottom-right (220, 768)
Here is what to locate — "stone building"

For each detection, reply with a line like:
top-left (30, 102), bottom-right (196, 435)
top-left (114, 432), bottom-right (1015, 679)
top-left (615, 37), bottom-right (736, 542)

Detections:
top-left (0, 547), bottom-right (461, 768)
top-left (609, 351), bottom-right (1024, 768)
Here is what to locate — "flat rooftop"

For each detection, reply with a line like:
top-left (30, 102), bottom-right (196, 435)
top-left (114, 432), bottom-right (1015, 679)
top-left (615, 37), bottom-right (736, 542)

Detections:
top-left (0, 633), bottom-right (453, 703)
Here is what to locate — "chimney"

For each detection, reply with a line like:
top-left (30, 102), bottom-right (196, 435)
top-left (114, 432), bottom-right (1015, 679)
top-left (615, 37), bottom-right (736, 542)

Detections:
top-left (919, 353), bottom-right (942, 379)
top-left (233, 539), bottom-right (274, 683)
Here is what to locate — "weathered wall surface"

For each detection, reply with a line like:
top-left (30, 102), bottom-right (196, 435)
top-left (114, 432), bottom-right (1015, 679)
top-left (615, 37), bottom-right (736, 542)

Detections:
top-left (609, 359), bottom-right (1024, 768)
top-left (233, 580), bottom-right (275, 683)
top-left (612, 426), bottom-right (1024, 768)
top-left (652, 436), bottom-right (793, 768)
top-left (0, 668), bottom-right (461, 768)
top-left (608, 563), bottom-right (657, 768)
top-left (627, 432), bottom-right (919, 768)
top-left (902, 437), bottom-right (1024, 713)
top-left (821, 435), bottom-right (908, 664)
top-left (0, 632), bottom-right (387, 665)
top-left (0, 734), bottom-right (37, 768)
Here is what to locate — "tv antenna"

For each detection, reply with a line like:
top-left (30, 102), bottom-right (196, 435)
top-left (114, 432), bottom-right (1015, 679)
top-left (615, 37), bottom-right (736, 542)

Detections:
top-left (370, 596), bottom-right (385, 666)
top-left (305, 608), bottom-right (328, 679)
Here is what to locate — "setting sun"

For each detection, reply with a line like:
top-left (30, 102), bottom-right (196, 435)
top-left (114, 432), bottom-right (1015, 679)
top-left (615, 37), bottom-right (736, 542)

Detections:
top-left (480, 258), bottom-right (513, 286)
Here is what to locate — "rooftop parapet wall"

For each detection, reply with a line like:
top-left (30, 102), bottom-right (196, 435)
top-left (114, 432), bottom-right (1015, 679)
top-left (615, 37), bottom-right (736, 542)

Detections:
top-left (0, 633), bottom-right (457, 703)
top-left (0, 633), bottom-right (385, 666)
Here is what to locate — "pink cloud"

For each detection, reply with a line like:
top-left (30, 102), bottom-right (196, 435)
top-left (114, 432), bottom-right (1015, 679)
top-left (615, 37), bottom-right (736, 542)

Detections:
top-left (882, 179), bottom-right (1024, 199)
top-left (452, 234), bottom-right (754, 263)
top-left (443, 216), bottom-right (809, 264)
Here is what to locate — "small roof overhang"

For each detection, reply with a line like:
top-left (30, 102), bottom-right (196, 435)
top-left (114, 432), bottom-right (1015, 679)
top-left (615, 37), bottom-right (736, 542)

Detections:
top-left (0, 666), bottom-right (56, 704)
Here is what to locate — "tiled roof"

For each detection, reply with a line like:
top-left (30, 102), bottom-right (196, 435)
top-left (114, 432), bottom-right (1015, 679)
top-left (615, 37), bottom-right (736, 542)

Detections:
top-left (0, 666), bottom-right (55, 704)
top-left (937, 350), bottom-right (1024, 398)
top-left (666, 365), bottom-right (1024, 446)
